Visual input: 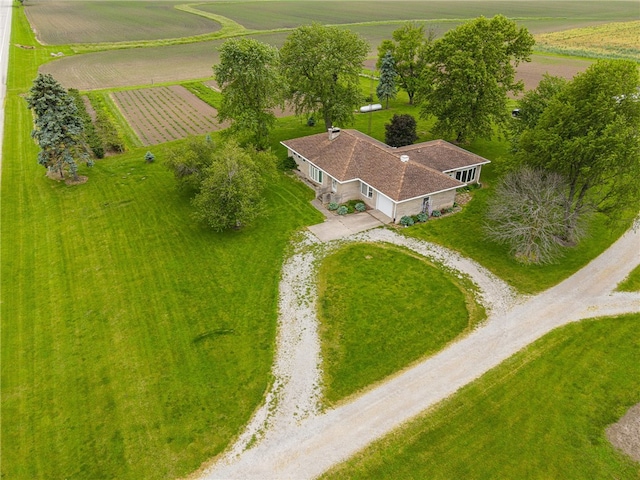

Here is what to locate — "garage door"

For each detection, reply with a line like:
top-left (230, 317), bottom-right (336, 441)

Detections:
top-left (376, 193), bottom-right (394, 218)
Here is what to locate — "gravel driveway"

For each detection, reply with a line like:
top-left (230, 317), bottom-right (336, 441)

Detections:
top-left (200, 223), bottom-right (640, 479)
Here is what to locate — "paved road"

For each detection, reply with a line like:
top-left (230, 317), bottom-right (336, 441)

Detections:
top-left (0, 0), bottom-right (13, 177)
top-left (204, 223), bottom-right (639, 479)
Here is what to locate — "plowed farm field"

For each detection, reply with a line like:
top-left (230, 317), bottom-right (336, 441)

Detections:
top-left (112, 85), bottom-right (226, 145)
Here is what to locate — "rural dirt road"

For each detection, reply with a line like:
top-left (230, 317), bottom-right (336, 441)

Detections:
top-left (201, 222), bottom-right (639, 479)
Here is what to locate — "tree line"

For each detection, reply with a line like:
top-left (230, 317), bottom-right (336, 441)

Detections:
top-left (27, 17), bottom-right (639, 240)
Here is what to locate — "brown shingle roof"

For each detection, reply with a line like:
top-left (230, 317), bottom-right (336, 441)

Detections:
top-left (281, 130), bottom-right (490, 202)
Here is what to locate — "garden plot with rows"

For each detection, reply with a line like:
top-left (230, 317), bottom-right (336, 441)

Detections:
top-left (111, 85), bottom-right (225, 145)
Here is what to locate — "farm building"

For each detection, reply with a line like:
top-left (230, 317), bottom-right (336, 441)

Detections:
top-left (281, 128), bottom-right (490, 223)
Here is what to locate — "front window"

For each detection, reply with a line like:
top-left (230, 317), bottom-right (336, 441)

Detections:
top-left (455, 167), bottom-right (476, 183)
top-left (360, 181), bottom-right (373, 198)
top-left (310, 164), bottom-right (323, 184)
top-left (331, 178), bottom-right (337, 192)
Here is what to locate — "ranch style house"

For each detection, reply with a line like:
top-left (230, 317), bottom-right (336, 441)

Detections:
top-left (281, 128), bottom-right (491, 223)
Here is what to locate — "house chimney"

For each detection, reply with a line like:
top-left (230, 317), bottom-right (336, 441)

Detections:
top-left (328, 127), bottom-right (341, 140)
top-left (400, 154), bottom-right (409, 163)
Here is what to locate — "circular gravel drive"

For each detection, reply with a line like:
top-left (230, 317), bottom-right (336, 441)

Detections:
top-left (200, 223), bottom-right (640, 479)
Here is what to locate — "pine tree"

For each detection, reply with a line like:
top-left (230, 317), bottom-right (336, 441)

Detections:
top-left (27, 74), bottom-right (89, 180)
top-left (376, 51), bottom-right (397, 109)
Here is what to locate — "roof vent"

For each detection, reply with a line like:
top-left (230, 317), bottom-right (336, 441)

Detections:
top-left (328, 127), bottom-right (341, 140)
top-left (400, 154), bottom-right (409, 163)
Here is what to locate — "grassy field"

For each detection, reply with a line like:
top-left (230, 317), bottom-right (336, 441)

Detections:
top-left (536, 20), bottom-right (640, 61)
top-left (2, 8), bottom-right (324, 479)
top-left (317, 243), bottom-right (484, 405)
top-left (323, 315), bottom-right (640, 479)
top-left (24, 1), bottom-right (221, 45)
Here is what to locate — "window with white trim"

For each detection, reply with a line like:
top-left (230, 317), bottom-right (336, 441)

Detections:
top-left (360, 181), bottom-right (373, 198)
top-left (455, 167), bottom-right (477, 183)
top-left (331, 178), bottom-right (337, 192)
top-left (310, 164), bottom-right (323, 184)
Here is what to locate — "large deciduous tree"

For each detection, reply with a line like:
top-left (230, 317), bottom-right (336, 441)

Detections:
top-left (421, 15), bottom-right (534, 143)
top-left (485, 167), bottom-right (574, 264)
top-left (213, 38), bottom-right (284, 150)
top-left (192, 141), bottom-right (273, 231)
top-left (27, 73), bottom-right (90, 180)
top-left (280, 23), bottom-right (369, 129)
top-left (376, 51), bottom-right (397, 109)
top-left (377, 23), bottom-right (432, 105)
top-left (515, 59), bottom-right (640, 242)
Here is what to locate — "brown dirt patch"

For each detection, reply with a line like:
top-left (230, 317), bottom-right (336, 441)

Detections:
top-left (46, 169), bottom-right (88, 185)
top-left (606, 402), bottom-right (640, 463)
top-left (203, 80), bottom-right (297, 118)
top-left (111, 86), bottom-right (227, 146)
top-left (363, 54), bottom-right (591, 94)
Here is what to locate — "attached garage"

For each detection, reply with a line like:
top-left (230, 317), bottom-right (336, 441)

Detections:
top-left (376, 193), bottom-right (394, 219)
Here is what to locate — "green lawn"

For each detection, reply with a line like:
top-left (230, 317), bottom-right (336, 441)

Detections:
top-left (5, 2), bottom-right (638, 478)
top-left (404, 189), bottom-right (632, 294)
top-left (618, 264), bottom-right (640, 292)
top-left (2, 10), bottom-right (324, 479)
top-left (317, 243), bottom-right (484, 405)
top-left (323, 314), bottom-right (640, 480)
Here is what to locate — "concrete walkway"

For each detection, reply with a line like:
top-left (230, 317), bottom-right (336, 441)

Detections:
top-left (307, 199), bottom-right (387, 241)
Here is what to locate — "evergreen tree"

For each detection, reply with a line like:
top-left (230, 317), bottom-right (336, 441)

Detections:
top-left (377, 23), bottom-right (433, 105)
top-left (376, 51), bottom-right (397, 109)
top-left (27, 74), bottom-right (89, 180)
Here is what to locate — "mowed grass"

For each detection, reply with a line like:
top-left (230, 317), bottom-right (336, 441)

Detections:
top-left (323, 314), bottom-right (640, 480)
top-left (1, 131), bottom-right (323, 479)
top-left (2, 10), bottom-right (324, 479)
top-left (617, 265), bottom-right (640, 292)
top-left (196, 1), bottom-right (635, 31)
top-left (535, 20), bottom-right (640, 61)
top-left (404, 188), bottom-right (632, 295)
top-left (24, 1), bottom-right (221, 45)
top-left (317, 244), bottom-right (483, 405)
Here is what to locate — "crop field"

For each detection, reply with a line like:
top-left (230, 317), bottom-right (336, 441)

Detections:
top-left (111, 86), bottom-right (224, 145)
top-left (40, 32), bottom-right (290, 91)
top-left (42, 38), bottom-right (592, 93)
top-left (195, 1), bottom-right (635, 31)
top-left (24, 1), bottom-right (221, 45)
top-left (535, 21), bottom-right (640, 61)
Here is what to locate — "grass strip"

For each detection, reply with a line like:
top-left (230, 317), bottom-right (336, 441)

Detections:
top-left (323, 314), bottom-right (640, 480)
top-left (617, 264), bottom-right (640, 292)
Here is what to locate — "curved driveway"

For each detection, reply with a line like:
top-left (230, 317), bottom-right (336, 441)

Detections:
top-left (203, 223), bottom-right (639, 479)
